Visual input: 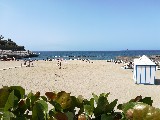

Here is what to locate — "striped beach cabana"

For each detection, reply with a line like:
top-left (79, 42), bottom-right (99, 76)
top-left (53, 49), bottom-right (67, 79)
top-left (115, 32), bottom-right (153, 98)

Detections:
top-left (133, 55), bottom-right (156, 84)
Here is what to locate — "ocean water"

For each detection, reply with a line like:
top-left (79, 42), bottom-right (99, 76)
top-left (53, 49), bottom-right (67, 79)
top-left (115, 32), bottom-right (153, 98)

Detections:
top-left (30, 50), bottom-right (160, 60)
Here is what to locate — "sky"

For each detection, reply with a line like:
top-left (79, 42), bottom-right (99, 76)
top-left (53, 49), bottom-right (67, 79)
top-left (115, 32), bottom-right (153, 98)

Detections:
top-left (0, 0), bottom-right (160, 51)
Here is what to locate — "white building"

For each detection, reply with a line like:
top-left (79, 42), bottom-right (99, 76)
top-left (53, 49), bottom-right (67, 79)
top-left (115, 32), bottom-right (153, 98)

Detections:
top-left (133, 55), bottom-right (156, 84)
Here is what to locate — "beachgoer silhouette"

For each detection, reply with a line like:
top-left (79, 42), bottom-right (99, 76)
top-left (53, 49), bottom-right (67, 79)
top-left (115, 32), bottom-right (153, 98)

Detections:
top-left (59, 62), bottom-right (61, 69)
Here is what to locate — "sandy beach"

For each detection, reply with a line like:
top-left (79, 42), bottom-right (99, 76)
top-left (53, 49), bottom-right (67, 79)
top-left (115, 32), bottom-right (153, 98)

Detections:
top-left (1, 60), bottom-right (160, 109)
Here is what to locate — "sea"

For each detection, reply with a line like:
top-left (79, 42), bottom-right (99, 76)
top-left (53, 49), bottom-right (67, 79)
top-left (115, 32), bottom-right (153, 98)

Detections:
top-left (29, 50), bottom-right (160, 60)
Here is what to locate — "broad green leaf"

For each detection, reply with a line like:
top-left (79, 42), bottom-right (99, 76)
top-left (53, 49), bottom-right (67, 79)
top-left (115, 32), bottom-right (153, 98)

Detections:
top-left (65, 112), bottom-right (74, 120)
top-left (76, 95), bottom-right (84, 108)
top-left (106, 99), bottom-right (118, 113)
top-left (63, 96), bottom-right (79, 113)
top-left (27, 91), bottom-right (34, 98)
top-left (32, 100), bottom-right (48, 120)
top-left (0, 114), bottom-right (2, 119)
top-left (101, 114), bottom-right (114, 120)
top-left (27, 91), bottom-right (40, 106)
top-left (26, 98), bottom-right (31, 110)
top-left (14, 116), bottom-right (27, 120)
top-left (31, 94), bottom-right (40, 106)
top-left (84, 105), bottom-right (94, 115)
top-left (1, 111), bottom-right (14, 120)
top-left (92, 93), bottom-right (98, 104)
top-left (49, 101), bottom-right (62, 112)
top-left (0, 108), bottom-right (4, 112)
top-left (27, 92), bottom-right (36, 106)
top-left (0, 87), bottom-right (10, 108)
top-left (83, 99), bottom-right (91, 106)
top-left (90, 98), bottom-right (94, 108)
top-left (41, 96), bottom-right (48, 102)
top-left (49, 109), bottom-right (56, 117)
top-left (122, 102), bottom-right (139, 114)
top-left (37, 100), bottom-right (48, 113)
top-left (97, 96), bottom-right (108, 110)
top-left (32, 104), bottom-right (43, 120)
top-left (4, 91), bottom-right (15, 111)
top-left (140, 97), bottom-right (153, 106)
top-left (9, 86), bottom-right (25, 100)
top-left (117, 104), bottom-right (122, 110)
top-left (100, 93), bottom-right (110, 98)
top-left (77, 95), bottom-right (83, 103)
top-left (94, 96), bottom-right (108, 117)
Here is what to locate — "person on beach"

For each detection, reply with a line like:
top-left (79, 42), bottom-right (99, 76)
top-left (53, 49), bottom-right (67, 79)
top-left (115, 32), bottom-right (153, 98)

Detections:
top-left (24, 60), bottom-right (26, 65)
top-left (31, 62), bottom-right (34, 67)
top-left (57, 60), bottom-right (59, 66)
top-left (27, 61), bottom-right (30, 67)
top-left (12, 57), bottom-right (15, 61)
top-left (59, 61), bottom-right (62, 69)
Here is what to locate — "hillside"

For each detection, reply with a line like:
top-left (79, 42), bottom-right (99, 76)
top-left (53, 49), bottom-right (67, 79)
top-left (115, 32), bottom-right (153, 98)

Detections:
top-left (0, 35), bottom-right (25, 51)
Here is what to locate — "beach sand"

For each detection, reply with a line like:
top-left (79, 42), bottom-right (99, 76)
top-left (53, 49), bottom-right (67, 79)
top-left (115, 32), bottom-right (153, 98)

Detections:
top-left (1, 60), bottom-right (160, 110)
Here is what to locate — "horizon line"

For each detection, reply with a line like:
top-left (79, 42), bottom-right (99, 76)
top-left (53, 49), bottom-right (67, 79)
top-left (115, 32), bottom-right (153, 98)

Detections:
top-left (32, 50), bottom-right (160, 52)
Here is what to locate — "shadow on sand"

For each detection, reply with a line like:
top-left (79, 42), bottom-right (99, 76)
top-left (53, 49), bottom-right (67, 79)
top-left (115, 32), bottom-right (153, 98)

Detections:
top-left (155, 79), bottom-right (160, 85)
top-left (141, 79), bottom-right (160, 85)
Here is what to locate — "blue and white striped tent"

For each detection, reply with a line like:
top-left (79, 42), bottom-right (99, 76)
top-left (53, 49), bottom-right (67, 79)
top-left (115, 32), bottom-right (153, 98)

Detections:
top-left (133, 55), bottom-right (156, 84)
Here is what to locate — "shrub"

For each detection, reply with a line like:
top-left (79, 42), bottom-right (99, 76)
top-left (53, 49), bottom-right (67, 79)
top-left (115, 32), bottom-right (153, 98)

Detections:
top-left (0, 86), bottom-right (160, 120)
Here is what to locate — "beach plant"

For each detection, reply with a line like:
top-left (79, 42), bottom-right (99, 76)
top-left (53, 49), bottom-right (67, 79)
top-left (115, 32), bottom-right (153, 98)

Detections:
top-left (0, 86), bottom-right (48, 120)
top-left (1, 86), bottom-right (160, 120)
top-left (0, 86), bottom-right (26, 119)
top-left (90, 93), bottom-right (121, 119)
top-left (117, 96), bottom-right (160, 120)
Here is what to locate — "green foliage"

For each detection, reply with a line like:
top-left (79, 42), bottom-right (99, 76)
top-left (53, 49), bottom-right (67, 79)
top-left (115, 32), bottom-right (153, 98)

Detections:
top-left (0, 86), bottom-right (160, 120)
top-left (55, 91), bottom-right (72, 110)
top-left (32, 100), bottom-right (48, 120)
top-left (123, 103), bottom-right (160, 120)
top-left (9, 86), bottom-right (25, 100)
top-left (0, 86), bottom-right (10, 108)
top-left (93, 93), bottom-right (118, 119)
top-left (4, 90), bottom-right (15, 111)
top-left (118, 96), bottom-right (160, 120)
top-left (65, 112), bottom-right (74, 120)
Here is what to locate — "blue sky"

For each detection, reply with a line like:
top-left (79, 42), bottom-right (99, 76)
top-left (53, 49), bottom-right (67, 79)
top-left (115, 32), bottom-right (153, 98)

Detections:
top-left (0, 0), bottom-right (160, 51)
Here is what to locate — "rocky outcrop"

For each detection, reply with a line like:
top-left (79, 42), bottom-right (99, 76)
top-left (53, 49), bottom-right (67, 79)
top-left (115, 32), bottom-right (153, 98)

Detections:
top-left (0, 35), bottom-right (25, 51)
top-left (0, 35), bottom-right (38, 60)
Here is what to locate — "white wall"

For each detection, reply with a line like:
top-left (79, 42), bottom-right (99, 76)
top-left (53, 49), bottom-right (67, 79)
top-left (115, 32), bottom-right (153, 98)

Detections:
top-left (134, 65), bottom-right (156, 84)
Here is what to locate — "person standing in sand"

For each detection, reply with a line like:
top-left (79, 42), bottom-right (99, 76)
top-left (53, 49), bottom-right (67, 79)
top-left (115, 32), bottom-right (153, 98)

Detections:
top-left (59, 61), bottom-right (62, 69)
